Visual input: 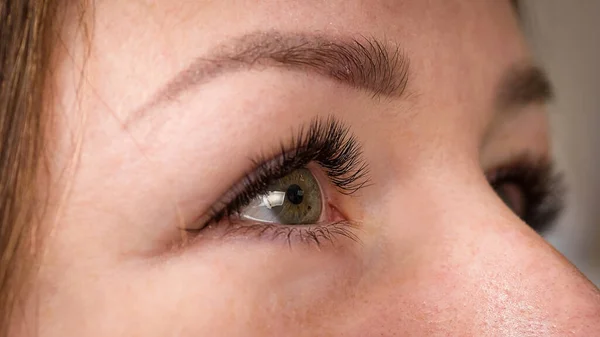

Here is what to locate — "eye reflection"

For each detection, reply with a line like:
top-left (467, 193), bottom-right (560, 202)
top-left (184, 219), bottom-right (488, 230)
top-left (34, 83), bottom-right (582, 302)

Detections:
top-left (239, 168), bottom-right (323, 224)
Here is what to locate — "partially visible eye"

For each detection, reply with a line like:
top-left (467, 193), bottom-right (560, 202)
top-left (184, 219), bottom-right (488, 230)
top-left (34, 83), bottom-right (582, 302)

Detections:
top-left (494, 182), bottom-right (526, 218)
top-left (238, 168), bottom-right (323, 224)
top-left (487, 157), bottom-right (564, 234)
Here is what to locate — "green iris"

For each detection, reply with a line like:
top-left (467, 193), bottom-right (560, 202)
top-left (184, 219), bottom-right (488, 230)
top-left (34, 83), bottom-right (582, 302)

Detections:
top-left (239, 168), bottom-right (323, 224)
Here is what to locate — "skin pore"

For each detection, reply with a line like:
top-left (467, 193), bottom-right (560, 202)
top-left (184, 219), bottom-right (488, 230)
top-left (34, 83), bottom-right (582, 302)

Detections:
top-left (13, 0), bottom-right (600, 336)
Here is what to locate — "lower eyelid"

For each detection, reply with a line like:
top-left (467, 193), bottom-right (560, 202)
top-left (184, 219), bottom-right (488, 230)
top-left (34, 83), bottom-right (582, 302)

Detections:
top-left (217, 220), bottom-right (361, 247)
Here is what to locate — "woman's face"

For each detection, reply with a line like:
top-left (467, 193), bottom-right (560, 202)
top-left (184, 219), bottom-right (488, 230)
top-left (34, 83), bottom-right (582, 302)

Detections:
top-left (26, 0), bottom-right (600, 336)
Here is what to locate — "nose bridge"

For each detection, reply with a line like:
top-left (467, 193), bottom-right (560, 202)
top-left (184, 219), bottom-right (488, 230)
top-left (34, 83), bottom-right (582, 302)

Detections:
top-left (362, 168), bottom-right (600, 335)
top-left (397, 166), bottom-right (584, 287)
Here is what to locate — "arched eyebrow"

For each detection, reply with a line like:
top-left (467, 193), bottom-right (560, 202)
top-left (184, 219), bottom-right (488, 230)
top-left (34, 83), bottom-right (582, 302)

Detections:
top-left (128, 31), bottom-right (552, 126)
top-left (128, 32), bottom-right (410, 125)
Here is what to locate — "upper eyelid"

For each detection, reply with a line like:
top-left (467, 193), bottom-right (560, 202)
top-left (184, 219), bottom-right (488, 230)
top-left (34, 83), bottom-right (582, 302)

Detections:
top-left (189, 116), bottom-right (369, 230)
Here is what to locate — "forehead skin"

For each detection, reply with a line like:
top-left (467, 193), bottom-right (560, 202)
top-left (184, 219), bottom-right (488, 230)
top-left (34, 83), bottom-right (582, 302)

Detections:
top-left (69, 0), bottom-right (528, 126)
top-left (25, 0), bottom-right (600, 336)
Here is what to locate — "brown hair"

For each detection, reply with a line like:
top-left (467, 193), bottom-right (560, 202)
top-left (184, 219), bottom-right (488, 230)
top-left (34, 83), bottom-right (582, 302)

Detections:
top-left (0, 0), bottom-right (57, 335)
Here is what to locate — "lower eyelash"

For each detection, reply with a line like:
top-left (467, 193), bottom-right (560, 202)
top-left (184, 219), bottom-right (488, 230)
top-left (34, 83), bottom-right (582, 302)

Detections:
top-left (196, 220), bottom-right (362, 248)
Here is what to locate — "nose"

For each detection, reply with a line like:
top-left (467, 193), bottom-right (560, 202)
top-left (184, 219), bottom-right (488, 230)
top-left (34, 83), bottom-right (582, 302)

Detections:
top-left (354, 167), bottom-right (600, 336)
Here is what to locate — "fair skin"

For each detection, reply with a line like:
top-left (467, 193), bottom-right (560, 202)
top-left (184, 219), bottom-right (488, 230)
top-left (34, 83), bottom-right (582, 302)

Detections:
top-left (16, 0), bottom-right (600, 336)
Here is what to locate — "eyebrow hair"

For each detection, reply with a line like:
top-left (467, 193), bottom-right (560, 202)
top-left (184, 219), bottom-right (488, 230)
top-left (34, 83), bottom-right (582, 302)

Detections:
top-left (496, 65), bottom-right (554, 110)
top-left (129, 32), bottom-right (409, 124)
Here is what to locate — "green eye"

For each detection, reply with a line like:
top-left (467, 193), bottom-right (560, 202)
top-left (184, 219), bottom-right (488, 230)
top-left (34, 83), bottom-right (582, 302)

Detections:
top-left (239, 168), bottom-right (323, 224)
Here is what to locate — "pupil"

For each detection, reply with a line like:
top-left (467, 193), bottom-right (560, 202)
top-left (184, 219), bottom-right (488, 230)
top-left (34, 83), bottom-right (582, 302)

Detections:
top-left (286, 184), bottom-right (304, 205)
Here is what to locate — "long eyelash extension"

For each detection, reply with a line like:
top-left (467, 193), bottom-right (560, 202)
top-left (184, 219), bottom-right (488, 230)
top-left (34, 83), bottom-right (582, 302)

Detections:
top-left (486, 156), bottom-right (565, 233)
top-left (193, 116), bottom-right (369, 230)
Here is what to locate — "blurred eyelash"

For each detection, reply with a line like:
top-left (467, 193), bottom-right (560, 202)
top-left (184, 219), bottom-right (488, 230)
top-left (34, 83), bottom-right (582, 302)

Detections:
top-left (188, 116), bottom-right (369, 232)
top-left (486, 156), bottom-right (565, 234)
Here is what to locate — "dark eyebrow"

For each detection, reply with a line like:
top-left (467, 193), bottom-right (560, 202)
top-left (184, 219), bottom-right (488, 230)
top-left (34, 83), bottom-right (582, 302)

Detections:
top-left (129, 32), bottom-right (409, 124)
top-left (496, 65), bottom-right (554, 110)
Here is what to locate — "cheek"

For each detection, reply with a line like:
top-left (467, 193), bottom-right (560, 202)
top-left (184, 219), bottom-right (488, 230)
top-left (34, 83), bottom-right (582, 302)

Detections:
top-left (148, 245), bottom-right (369, 336)
top-left (38, 240), bottom-right (367, 336)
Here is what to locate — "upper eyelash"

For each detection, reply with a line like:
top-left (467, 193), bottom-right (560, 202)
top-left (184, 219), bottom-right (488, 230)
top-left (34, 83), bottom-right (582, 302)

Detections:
top-left (193, 116), bottom-right (369, 230)
top-left (288, 116), bottom-right (370, 193)
top-left (486, 155), bottom-right (565, 233)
